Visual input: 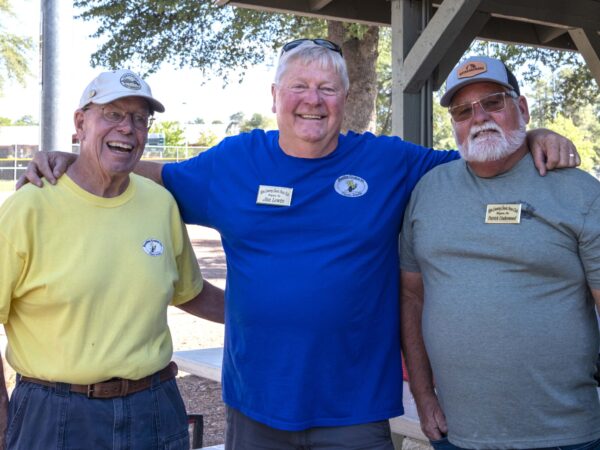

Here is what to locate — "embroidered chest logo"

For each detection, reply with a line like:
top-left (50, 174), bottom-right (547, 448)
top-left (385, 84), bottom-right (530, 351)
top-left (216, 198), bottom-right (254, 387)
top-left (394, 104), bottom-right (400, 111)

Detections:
top-left (142, 239), bottom-right (164, 256)
top-left (334, 175), bottom-right (368, 198)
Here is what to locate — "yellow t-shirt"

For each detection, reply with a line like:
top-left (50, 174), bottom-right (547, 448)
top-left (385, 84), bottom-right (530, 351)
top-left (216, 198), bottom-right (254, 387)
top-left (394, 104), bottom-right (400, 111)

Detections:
top-left (0, 174), bottom-right (203, 384)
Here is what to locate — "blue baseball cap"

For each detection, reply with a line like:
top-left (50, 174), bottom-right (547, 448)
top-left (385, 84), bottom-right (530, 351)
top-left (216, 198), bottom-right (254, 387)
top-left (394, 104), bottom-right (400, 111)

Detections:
top-left (440, 56), bottom-right (520, 107)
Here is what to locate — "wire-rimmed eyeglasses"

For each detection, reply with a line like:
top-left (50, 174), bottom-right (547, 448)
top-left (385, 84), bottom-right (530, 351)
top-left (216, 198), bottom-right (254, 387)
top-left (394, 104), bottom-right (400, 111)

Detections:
top-left (448, 91), bottom-right (519, 122)
top-left (85, 105), bottom-right (154, 130)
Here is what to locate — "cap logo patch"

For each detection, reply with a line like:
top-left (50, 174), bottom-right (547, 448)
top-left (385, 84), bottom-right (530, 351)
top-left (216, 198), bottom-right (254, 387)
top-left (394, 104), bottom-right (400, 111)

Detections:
top-left (458, 62), bottom-right (487, 79)
top-left (120, 73), bottom-right (142, 91)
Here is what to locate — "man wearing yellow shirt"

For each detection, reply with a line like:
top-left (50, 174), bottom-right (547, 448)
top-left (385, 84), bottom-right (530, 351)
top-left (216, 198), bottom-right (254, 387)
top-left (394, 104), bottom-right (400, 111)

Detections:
top-left (0, 70), bottom-right (224, 450)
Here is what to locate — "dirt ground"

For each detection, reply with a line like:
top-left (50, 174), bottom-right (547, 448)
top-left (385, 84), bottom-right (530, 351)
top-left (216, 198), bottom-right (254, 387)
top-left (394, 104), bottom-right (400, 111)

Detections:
top-left (172, 226), bottom-right (227, 447)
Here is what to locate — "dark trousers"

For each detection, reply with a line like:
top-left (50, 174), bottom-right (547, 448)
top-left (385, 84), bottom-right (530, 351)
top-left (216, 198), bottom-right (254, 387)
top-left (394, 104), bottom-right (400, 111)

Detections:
top-left (225, 406), bottom-right (395, 450)
top-left (7, 374), bottom-right (189, 450)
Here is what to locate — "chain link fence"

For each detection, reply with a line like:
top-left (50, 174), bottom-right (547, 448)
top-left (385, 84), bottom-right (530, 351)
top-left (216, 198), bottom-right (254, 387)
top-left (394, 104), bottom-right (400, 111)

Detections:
top-left (0, 145), bottom-right (209, 192)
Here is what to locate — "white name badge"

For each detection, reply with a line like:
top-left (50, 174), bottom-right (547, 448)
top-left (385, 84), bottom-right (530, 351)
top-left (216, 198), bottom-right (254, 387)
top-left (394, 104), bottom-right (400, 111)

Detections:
top-left (256, 185), bottom-right (293, 207)
top-left (485, 204), bottom-right (522, 224)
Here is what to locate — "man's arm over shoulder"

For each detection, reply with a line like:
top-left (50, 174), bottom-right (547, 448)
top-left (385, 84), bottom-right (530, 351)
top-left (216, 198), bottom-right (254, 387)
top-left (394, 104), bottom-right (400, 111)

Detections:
top-left (16, 151), bottom-right (76, 188)
top-left (17, 152), bottom-right (166, 189)
top-left (134, 161), bottom-right (164, 186)
top-left (177, 280), bottom-right (224, 324)
top-left (401, 270), bottom-right (447, 440)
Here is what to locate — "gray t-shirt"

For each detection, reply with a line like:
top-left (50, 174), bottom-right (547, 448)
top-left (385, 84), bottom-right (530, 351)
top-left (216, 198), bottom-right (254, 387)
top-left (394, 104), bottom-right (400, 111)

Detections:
top-left (400, 153), bottom-right (600, 449)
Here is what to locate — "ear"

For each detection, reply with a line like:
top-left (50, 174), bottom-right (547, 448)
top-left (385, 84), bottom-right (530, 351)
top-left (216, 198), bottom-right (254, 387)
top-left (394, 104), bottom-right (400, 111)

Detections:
top-left (74, 109), bottom-right (86, 141)
top-left (271, 84), bottom-right (277, 113)
top-left (518, 96), bottom-right (530, 125)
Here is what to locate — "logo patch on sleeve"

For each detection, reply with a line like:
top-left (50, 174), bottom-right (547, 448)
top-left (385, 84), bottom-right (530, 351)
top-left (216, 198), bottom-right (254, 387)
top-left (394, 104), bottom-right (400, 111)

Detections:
top-left (334, 175), bottom-right (368, 197)
top-left (142, 239), bottom-right (164, 256)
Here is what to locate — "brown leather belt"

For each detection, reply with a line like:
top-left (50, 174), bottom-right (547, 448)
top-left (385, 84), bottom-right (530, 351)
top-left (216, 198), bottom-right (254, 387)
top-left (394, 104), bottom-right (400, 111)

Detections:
top-left (20, 361), bottom-right (178, 399)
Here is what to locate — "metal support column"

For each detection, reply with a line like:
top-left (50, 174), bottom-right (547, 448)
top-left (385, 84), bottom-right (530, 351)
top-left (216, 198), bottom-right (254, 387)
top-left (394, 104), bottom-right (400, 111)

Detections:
top-left (40, 0), bottom-right (73, 152)
top-left (391, 0), bottom-right (433, 147)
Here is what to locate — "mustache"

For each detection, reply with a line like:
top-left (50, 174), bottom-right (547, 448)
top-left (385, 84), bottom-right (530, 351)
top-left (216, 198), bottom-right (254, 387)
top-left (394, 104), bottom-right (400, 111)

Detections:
top-left (468, 122), bottom-right (504, 141)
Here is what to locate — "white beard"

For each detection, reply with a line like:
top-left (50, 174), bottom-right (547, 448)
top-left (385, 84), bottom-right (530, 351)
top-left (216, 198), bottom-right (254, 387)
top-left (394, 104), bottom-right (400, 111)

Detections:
top-left (455, 116), bottom-right (527, 163)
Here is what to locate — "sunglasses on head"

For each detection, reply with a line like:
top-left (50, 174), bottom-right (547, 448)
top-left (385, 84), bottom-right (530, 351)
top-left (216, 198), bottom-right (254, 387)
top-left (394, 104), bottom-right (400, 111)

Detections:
top-left (281, 39), bottom-right (343, 57)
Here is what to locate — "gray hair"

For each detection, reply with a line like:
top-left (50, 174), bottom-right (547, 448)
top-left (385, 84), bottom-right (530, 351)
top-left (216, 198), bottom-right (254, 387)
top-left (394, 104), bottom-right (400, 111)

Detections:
top-left (274, 41), bottom-right (350, 92)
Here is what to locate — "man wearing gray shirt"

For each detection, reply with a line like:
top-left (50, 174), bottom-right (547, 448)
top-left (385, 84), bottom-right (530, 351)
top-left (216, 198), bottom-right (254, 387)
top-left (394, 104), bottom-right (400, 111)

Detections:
top-left (400, 56), bottom-right (600, 450)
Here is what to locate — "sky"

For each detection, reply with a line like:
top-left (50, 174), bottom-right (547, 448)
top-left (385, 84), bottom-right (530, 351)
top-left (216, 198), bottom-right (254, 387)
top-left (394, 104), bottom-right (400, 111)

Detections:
top-left (0, 0), bottom-right (276, 124)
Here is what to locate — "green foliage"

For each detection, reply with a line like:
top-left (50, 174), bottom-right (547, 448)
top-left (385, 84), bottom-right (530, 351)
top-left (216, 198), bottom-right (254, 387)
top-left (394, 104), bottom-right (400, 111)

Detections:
top-left (239, 113), bottom-right (276, 132)
top-left (0, 1), bottom-right (33, 95)
top-left (192, 117), bottom-right (205, 125)
top-left (0, 115), bottom-right (37, 126)
top-left (542, 107), bottom-right (600, 174)
top-left (226, 111), bottom-right (244, 135)
top-left (467, 41), bottom-right (598, 123)
top-left (74, 0), bottom-right (324, 83)
top-left (150, 120), bottom-right (185, 148)
top-left (432, 97), bottom-right (455, 150)
top-left (191, 130), bottom-right (219, 148)
top-left (13, 114), bottom-right (37, 125)
top-left (344, 23), bottom-right (372, 41)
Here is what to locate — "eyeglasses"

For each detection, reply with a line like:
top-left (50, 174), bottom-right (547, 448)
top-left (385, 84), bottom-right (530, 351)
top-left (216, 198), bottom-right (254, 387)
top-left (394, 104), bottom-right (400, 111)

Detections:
top-left (281, 39), bottom-right (343, 57)
top-left (86, 105), bottom-right (154, 130)
top-left (448, 91), bottom-right (518, 122)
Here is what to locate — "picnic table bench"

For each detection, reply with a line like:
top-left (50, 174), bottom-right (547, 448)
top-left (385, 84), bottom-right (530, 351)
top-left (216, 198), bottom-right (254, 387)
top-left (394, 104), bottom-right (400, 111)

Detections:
top-left (173, 347), bottom-right (427, 444)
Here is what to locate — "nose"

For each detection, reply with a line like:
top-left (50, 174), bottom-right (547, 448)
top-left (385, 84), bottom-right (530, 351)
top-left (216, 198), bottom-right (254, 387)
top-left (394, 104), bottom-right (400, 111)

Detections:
top-left (471, 101), bottom-right (491, 123)
top-left (303, 87), bottom-right (322, 105)
top-left (116, 113), bottom-right (135, 132)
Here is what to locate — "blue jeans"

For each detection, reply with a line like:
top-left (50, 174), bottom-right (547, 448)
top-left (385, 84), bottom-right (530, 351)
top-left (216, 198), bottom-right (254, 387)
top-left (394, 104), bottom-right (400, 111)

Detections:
top-left (430, 436), bottom-right (600, 450)
top-left (7, 373), bottom-right (190, 450)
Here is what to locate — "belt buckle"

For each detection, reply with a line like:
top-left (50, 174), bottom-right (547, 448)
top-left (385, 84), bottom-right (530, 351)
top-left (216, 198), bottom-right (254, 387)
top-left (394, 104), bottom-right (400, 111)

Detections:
top-left (87, 384), bottom-right (95, 398)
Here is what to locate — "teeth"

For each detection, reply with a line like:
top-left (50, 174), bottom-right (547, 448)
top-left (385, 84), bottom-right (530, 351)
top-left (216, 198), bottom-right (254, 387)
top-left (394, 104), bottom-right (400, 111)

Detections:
top-left (107, 141), bottom-right (133, 151)
top-left (300, 114), bottom-right (323, 120)
top-left (474, 129), bottom-right (497, 139)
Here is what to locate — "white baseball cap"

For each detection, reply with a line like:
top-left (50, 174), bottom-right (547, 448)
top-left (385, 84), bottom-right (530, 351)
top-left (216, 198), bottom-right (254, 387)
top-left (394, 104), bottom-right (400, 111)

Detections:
top-left (440, 56), bottom-right (520, 107)
top-left (78, 69), bottom-right (165, 113)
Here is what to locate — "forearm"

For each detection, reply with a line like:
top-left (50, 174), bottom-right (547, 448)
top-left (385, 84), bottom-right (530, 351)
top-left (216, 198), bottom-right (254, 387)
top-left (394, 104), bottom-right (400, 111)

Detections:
top-left (134, 160), bottom-right (165, 186)
top-left (400, 272), bottom-right (435, 399)
top-left (177, 281), bottom-right (225, 323)
top-left (401, 270), bottom-right (448, 438)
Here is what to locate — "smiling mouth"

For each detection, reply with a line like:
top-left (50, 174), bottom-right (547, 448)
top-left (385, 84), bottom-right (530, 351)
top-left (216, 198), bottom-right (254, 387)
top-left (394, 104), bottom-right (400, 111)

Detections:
top-left (107, 141), bottom-right (134, 152)
top-left (298, 114), bottom-right (324, 120)
top-left (472, 129), bottom-right (499, 139)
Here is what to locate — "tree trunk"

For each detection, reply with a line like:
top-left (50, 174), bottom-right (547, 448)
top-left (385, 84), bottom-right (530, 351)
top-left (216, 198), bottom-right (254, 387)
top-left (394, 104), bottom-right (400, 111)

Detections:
top-left (328, 22), bottom-right (379, 134)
